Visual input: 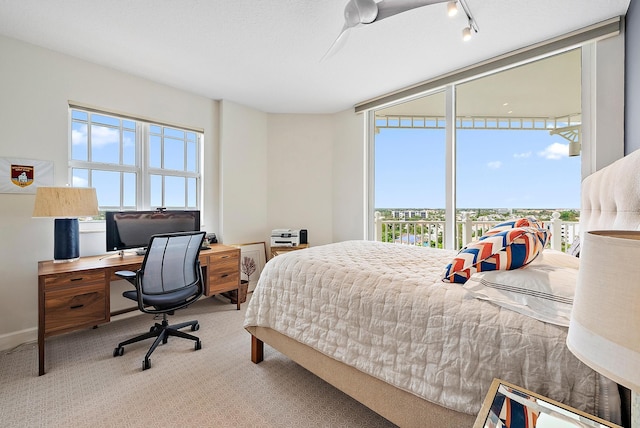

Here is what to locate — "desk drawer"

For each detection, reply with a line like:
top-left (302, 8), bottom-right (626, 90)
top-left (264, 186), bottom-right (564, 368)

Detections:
top-left (43, 270), bottom-right (103, 290)
top-left (208, 271), bottom-right (240, 295)
top-left (207, 250), bottom-right (239, 295)
top-left (45, 283), bottom-right (107, 333)
top-left (209, 250), bottom-right (239, 266)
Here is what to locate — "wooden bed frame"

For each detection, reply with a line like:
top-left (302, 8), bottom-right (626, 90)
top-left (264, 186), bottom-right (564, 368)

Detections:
top-left (247, 150), bottom-right (640, 428)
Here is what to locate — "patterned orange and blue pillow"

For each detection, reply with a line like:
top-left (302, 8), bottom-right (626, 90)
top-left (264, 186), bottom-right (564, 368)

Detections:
top-left (480, 217), bottom-right (549, 247)
top-left (482, 217), bottom-right (545, 236)
top-left (442, 226), bottom-right (549, 284)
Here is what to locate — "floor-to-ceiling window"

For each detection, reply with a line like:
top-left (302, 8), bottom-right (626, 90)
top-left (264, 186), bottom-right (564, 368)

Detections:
top-left (371, 48), bottom-right (581, 249)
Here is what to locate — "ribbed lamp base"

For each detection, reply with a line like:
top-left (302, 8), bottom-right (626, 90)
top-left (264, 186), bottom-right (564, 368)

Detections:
top-left (53, 218), bottom-right (79, 263)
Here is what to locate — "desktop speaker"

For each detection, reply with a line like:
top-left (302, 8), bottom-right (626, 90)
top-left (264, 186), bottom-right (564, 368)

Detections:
top-left (300, 229), bottom-right (308, 244)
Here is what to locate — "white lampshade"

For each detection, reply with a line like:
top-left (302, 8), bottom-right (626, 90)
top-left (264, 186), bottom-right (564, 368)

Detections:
top-left (567, 230), bottom-right (640, 428)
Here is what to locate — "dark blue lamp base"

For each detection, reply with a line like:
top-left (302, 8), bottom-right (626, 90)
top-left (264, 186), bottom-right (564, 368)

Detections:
top-left (54, 218), bottom-right (80, 262)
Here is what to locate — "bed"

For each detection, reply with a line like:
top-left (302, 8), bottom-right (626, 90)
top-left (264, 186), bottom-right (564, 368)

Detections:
top-left (244, 150), bottom-right (640, 427)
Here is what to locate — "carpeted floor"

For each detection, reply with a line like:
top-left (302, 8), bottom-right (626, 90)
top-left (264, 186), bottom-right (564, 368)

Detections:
top-left (0, 295), bottom-right (395, 427)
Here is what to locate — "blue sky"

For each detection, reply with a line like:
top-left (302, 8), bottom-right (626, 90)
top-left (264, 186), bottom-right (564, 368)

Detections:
top-left (375, 127), bottom-right (581, 209)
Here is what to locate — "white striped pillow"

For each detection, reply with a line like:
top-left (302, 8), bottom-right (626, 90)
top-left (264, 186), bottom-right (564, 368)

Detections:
top-left (463, 263), bottom-right (577, 326)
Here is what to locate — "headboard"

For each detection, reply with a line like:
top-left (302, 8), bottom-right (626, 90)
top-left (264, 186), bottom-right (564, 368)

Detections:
top-left (580, 149), bottom-right (640, 234)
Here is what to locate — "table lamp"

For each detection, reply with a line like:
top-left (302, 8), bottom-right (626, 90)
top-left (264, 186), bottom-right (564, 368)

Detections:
top-left (32, 187), bottom-right (99, 262)
top-left (567, 230), bottom-right (640, 427)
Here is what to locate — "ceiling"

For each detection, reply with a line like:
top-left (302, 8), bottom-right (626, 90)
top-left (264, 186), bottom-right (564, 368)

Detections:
top-left (0, 0), bottom-right (630, 114)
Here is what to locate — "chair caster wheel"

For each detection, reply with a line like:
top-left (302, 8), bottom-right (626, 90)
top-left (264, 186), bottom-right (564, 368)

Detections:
top-left (191, 323), bottom-right (200, 332)
top-left (142, 358), bottom-right (151, 370)
top-left (113, 347), bottom-right (124, 357)
top-left (195, 340), bottom-right (202, 351)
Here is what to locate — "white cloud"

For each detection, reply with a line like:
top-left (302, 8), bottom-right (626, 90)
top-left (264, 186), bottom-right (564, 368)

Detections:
top-left (513, 151), bottom-right (532, 159)
top-left (72, 175), bottom-right (89, 187)
top-left (487, 161), bottom-right (502, 169)
top-left (90, 126), bottom-right (120, 148)
top-left (71, 129), bottom-right (85, 145)
top-left (71, 126), bottom-right (119, 148)
top-left (538, 143), bottom-right (569, 160)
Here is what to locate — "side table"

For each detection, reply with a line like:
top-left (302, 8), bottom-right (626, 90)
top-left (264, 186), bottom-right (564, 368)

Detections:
top-left (474, 378), bottom-right (622, 428)
top-left (270, 243), bottom-right (309, 259)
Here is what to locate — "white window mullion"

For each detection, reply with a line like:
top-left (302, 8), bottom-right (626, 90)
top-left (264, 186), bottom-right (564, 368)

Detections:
top-left (197, 134), bottom-right (203, 210)
top-left (444, 85), bottom-right (457, 250)
top-left (139, 123), bottom-right (148, 209)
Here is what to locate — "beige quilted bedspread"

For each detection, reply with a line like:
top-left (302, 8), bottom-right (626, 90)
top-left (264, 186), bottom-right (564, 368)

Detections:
top-left (244, 240), bottom-right (608, 416)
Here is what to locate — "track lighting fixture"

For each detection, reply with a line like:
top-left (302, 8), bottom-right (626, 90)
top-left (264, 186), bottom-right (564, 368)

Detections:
top-left (447, 1), bottom-right (458, 17)
top-left (454, 0), bottom-right (478, 41)
top-left (462, 25), bottom-right (472, 41)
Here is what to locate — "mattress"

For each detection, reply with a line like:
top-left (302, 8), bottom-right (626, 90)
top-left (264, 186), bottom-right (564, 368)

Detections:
top-left (244, 240), bottom-right (613, 417)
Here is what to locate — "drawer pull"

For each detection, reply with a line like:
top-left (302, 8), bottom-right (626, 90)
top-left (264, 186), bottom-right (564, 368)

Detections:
top-left (220, 274), bottom-right (229, 278)
top-left (70, 304), bottom-right (84, 310)
top-left (70, 277), bottom-right (84, 282)
top-left (221, 255), bottom-right (230, 259)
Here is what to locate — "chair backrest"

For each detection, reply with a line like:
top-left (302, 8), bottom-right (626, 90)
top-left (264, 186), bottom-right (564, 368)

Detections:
top-left (139, 231), bottom-right (206, 295)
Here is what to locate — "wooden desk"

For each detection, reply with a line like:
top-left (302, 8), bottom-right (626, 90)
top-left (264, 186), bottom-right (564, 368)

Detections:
top-left (37, 244), bottom-right (240, 375)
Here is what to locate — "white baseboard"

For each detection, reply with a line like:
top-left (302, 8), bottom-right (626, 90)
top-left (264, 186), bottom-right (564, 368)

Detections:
top-left (0, 327), bottom-right (37, 352)
top-left (0, 312), bottom-right (142, 353)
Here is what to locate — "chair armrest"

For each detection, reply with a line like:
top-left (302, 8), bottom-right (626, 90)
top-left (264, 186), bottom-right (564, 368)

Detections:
top-left (115, 270), bottom-right (137, 285)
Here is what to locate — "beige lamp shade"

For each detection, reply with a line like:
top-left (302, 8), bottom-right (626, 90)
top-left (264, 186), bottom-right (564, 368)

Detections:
top-left (32, 187), bottom-right (99, 218)
top-left (567, 230), bottom-right (640, 393)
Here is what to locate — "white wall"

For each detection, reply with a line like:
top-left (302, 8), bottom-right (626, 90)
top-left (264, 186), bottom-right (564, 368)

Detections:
top-left (331, 110), bottom-right (366, 242)
top-left (0, 35), bottom-right (218, 349)
top-left (265, 111), bottom-right (365, 248)
top-left (266, 114), bottom-right (335, 247)
top-left (581, 32), bottom-right (626, 178)
top-left (219, 100), bottom-right (268, 244)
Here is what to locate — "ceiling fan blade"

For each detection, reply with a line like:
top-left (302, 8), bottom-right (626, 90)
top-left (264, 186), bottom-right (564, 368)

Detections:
top-left (321, 25), bottom-right (352, 61)
top-left (322, 0), bottom-right (447, 60)
top-left (373, 0), bottom-right (448, 22)
top-left (345, 0), bottom-right (378, 25)
top-left (321, 0), bottom-right (376, 61)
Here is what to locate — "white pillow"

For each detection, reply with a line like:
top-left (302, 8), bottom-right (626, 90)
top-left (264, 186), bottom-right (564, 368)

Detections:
top-left (530, 249), bottom-right (580, 270)
top-left (463, 264), bottom-right (577, 326)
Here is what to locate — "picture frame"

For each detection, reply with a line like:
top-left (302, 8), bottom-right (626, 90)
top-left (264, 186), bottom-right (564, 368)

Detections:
top-left (474, 378), bottom-right (622, 428)
top-left (230, 241), bottom-right (267, 292)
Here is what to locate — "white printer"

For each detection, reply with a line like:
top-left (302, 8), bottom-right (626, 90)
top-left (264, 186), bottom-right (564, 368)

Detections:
top-left (270, 229), bottom-right (307, 247)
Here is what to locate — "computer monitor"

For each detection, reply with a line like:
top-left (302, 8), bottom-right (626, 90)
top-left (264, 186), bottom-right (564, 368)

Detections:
top-left (105, 210), bottom-right (201, 252)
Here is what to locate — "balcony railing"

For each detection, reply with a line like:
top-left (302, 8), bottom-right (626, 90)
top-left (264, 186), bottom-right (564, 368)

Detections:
top-left (374, 212), bottom-right (579, 252)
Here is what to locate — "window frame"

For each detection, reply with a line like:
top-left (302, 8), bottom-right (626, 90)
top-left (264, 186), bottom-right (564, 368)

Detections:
top-left (68, 106), bottom-right (203, 214)
top-left (367, 50), bottom-right (578, 249)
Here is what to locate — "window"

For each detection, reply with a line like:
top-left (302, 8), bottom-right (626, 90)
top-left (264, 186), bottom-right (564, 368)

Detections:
top-left (371, 49), bottom-right (581, 249)
top-left (69, 108), bottom-right (202, 213)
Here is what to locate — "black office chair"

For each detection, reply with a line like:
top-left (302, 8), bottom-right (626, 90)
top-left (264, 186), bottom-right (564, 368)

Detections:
top-left (112, 231), bottom-right (206, 371)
